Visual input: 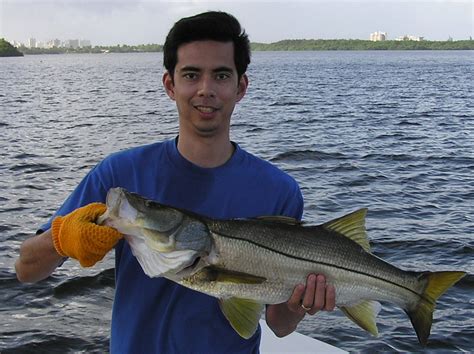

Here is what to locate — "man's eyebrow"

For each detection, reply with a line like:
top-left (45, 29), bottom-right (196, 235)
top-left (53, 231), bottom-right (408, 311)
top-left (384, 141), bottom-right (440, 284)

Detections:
top-left (178, 66), bottom-right (234, 73)
top-left (213, 66), bottom-right (234, 73)
top-left (179, 66), bottom-right (201, 72)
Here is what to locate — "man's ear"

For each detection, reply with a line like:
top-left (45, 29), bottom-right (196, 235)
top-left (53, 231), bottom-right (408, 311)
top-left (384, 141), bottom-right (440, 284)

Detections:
top-left (162, 71), bottom-right (175, 100)
top-left (236, 73), bottom-right (248, 102)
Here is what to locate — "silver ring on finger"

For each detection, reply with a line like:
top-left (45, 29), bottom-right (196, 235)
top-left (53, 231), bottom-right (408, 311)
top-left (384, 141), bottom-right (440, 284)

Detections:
top-left (301, 303), bottom-right (311, 311)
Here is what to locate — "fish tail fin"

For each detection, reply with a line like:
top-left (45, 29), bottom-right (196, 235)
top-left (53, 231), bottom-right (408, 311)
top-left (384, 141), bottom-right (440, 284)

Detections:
top-left (407, 271), bottom-right (466, 346)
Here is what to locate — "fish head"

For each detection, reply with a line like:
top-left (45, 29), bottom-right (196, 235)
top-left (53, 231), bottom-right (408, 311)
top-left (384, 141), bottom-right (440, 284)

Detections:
top-left (101, 188), bottom-right (213, 277)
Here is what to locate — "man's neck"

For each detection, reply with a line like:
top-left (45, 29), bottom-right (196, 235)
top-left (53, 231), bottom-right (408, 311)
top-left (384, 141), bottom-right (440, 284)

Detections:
top-left (177, 134), bottom-right (235, 168)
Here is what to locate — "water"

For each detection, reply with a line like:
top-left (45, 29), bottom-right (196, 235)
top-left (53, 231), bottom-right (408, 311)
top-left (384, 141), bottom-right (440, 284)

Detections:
top-left (1, 51), bottom-right (473, 352)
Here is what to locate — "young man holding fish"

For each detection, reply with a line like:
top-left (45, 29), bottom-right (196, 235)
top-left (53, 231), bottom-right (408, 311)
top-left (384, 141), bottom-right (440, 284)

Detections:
top-left (15, 11), bottom-right (335, 352)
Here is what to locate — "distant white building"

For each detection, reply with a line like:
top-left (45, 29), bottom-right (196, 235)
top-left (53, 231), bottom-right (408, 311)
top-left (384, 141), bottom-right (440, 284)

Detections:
top-left (370, 31), bottom-right (387, 41)
top-left (64, 39), bottom-right (80, 49)
top-left (395, 35), bottom-right (424, 41)
top-left (46, 39), bottom-right (61, 48)
top-left (62, 39), bottom-right (91, 48)
top-left (11, 40), bottom-right (23, 48)
top-left (28, 38), bottom-right (36, 48)
top-left (79, 39), bottom-right (91, 47)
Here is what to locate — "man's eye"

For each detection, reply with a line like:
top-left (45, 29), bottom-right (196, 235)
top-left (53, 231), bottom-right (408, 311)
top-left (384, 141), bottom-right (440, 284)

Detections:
top-left (216, 73), bottom-right (231, 80)
top-left (183, 73), bottom-right (198, 80)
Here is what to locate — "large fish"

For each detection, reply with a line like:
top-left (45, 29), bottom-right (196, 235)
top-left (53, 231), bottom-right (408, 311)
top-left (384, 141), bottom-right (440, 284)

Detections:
top-left (97, 187), bottom-right (466, 345)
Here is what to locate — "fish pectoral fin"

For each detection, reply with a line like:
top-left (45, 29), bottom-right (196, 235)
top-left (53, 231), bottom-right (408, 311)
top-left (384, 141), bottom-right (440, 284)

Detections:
top-left (340, 300), bottom-right (381, 337)
top-left (219, 298), bottom-right (265, 339)
top-left (322, 208), bottom-right (371, 252)
top-left (205, 267), bottom-right (267, 284)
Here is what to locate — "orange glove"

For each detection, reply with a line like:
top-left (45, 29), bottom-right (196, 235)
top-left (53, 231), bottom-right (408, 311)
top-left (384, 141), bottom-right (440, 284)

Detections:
top-left (51, 203), bottom-right (122, 267)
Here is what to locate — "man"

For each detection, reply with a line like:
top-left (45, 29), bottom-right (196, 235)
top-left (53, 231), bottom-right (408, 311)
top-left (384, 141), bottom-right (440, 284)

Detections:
top-left (15, 11), bottom-right (335, 353)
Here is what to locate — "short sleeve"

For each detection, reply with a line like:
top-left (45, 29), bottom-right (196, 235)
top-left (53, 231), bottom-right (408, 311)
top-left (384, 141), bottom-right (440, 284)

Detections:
top-left (38, 163), bottom-right (109, 232)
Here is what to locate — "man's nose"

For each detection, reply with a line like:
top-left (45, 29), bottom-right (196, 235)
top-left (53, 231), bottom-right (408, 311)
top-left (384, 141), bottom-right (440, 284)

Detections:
top-left (197, 76), bottom-right (216, 97)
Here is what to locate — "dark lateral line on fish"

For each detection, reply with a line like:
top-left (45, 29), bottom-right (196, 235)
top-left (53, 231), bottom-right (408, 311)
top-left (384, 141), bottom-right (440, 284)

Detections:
top-left (212, 231), bottom-right (426, 302)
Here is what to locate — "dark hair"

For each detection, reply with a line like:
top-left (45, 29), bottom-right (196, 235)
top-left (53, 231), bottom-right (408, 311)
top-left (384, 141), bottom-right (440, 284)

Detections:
top-left (163, 11), bottom-right (251, 80)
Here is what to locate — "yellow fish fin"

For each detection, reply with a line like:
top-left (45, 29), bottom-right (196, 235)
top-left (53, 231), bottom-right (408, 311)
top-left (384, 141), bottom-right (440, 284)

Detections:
top-left (323, 208), bottom-right (370, 252)
top-left (219, 298), bottom-right (265, 339)
top-left (340, 300), bottom-right (381, 336)
top-left (407, 271), bottom-right (466, 346)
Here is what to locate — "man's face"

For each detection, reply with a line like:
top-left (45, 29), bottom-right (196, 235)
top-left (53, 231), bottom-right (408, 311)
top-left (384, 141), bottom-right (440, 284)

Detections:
top-left (163, 40), bottom-right (248, 139)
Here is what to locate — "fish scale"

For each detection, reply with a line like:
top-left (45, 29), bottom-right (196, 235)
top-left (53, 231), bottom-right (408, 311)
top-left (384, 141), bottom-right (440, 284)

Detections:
top-left (208, 219), bottom-right (424, 306)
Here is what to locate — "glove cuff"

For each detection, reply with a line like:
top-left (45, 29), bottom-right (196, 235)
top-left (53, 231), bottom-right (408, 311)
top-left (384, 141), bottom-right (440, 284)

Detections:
top-left (51, 216), bottom-right (67, 257)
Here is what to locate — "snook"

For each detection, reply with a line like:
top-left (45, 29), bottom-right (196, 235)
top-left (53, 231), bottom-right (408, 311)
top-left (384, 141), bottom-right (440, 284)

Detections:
top-left (98, 187), bottom-right (466, 345)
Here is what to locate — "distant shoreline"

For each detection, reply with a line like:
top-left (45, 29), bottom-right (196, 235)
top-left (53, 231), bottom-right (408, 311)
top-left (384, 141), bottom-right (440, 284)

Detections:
top-left (252, 39), bottom-right (474, 51)
top-left (12, 39), bottom-right (474, 55)
top-left (0, 38), bottom-right (24, 57)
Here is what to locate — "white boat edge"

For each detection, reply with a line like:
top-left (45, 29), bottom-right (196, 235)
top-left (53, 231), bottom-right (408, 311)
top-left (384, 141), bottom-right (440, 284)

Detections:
top-left (259, 320), bottom-right (347, 354)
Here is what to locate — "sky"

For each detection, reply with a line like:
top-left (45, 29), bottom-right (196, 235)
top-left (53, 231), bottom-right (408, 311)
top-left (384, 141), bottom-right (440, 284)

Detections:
top-left (1, 0), bottom-right (473, 45)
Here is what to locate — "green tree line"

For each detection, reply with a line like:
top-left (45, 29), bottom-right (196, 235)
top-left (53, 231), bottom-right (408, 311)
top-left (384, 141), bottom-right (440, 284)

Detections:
top-left (8, 39), bottom-right (474, 55)
top-left (251, 39), bottom-right (474, 51)
top-left (0, 38), bottom-right (24, 57)
top-left (17, 43), bottom-right (163, 55)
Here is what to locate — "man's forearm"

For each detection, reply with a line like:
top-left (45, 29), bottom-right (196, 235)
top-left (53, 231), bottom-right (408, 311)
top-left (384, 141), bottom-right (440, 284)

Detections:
top-left (15, 229), bottom-right (64, 283)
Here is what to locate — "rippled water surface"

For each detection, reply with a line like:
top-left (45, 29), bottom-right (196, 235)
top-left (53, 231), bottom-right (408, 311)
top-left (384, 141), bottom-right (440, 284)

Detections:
top-left (1, 51), bottom-right (473, 352)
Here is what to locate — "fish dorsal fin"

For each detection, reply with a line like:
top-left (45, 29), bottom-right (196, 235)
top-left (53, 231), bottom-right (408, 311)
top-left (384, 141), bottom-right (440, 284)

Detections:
top-left (340, 300), bottom-right (381, 337)
top-left (219, 298), bottom-right (265, 339)
top-left (255, 215), bottom-right (302, 225)
top-left (323, 208), bottom-right (370, 252)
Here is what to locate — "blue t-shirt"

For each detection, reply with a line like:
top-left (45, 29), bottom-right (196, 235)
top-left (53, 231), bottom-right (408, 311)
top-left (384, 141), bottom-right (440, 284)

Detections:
top-left (41, 138), bottom-right (303, 353)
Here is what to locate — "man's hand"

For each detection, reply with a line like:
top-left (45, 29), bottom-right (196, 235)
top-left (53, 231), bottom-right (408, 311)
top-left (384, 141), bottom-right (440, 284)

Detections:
top-left (52, 203), bottom-right (122, 267)
top-left (266, 274), bottom-right (336, 337)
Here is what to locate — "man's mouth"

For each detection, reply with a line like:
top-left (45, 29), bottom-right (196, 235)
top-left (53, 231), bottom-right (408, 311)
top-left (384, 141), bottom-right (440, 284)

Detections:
top-left (195, 106), bottom-right (217, 114)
